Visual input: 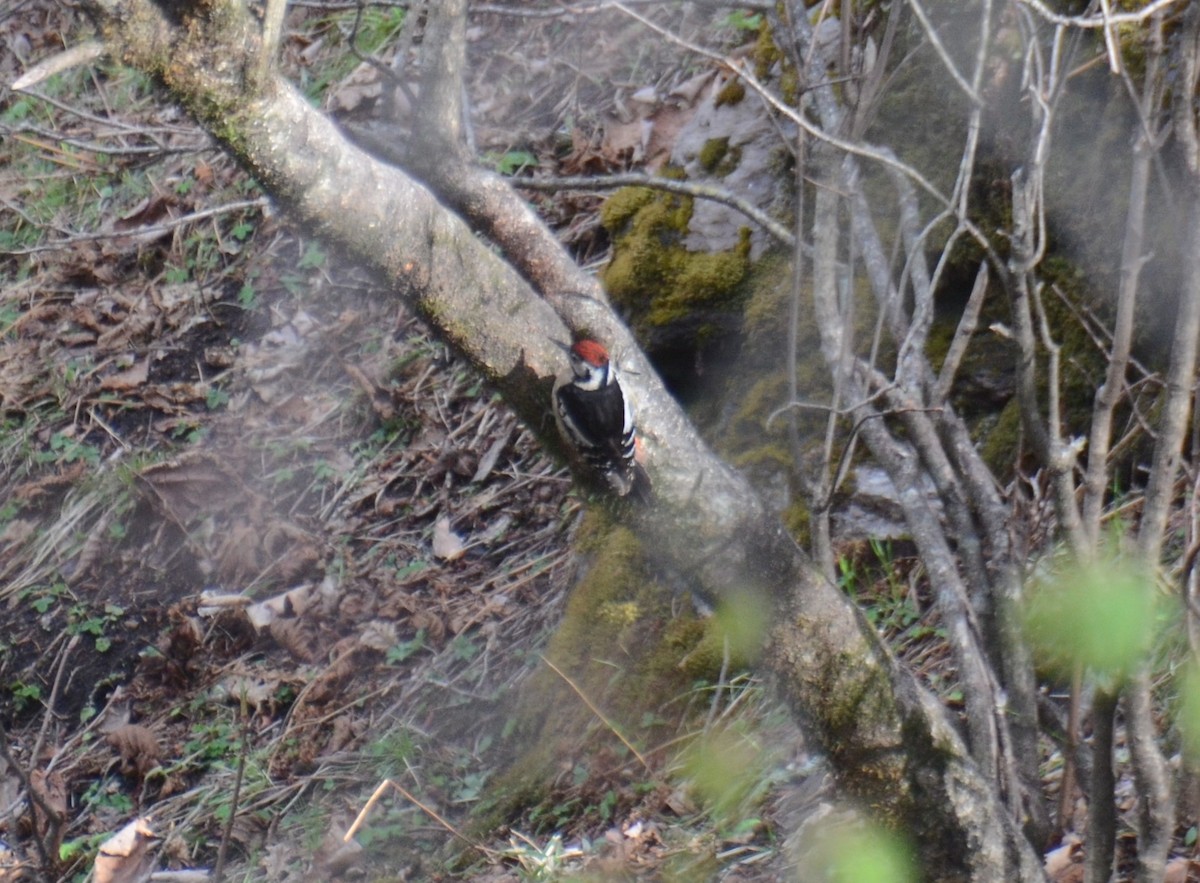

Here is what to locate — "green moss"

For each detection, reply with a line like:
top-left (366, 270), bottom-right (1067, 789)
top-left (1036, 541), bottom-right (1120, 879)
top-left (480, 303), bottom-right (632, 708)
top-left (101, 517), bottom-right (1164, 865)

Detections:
top-left (599, 185), bottom-right (655, 233)
top-left (979, 397), bottom-right (1021, 474)
top-left (753, 20), bottom-right (782, 80)
top-left (779, 64), bottom-right (801, 107)
top-left (714, 77), bottom-right (746, 107)
top-left (601, 185), bottom-right (750, 338)
top-left (784, 500), bottom-right (810, 548)
top-left (476, 513), bottom-right (731, 834)
top-left (698, 137), bottom-right (731, 174)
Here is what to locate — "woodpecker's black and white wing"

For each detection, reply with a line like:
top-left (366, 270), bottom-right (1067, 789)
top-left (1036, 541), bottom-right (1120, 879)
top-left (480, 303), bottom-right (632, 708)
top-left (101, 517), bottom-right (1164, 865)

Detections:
top-left (554, 378), bottom-right (634, 464)
top-left (554, 387), bottom-right (636, 495)
top-left (553, 346), bottom-right (651, 500)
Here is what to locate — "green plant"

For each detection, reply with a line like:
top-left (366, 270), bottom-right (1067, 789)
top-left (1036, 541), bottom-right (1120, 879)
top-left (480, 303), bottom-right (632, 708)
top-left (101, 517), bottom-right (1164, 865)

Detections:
top-left (35, 431), bottom-right (100, 468)
top-left (58, 832), bottom-right (109, 864)
top-left (205, 384), bottom-right (230, 410)
top-left (184, 720), bottom-right (241, 764)
top-left (836, 555), bottom-right (858, 593)
top-left (298, 242), bottom-right (327, 270)
top-left (387, 629), bottom-right (426, 664)
top-left (450, 633), bottom-right (478, 662)
top-left (80, 777), bottom-right (135, 815)
top-left (21, 580), bottom-right (69, 614)
top-left (502, 831), bottom-right (585, 881)
top-left (487, 150), bottom-right (538, 176)
top-left (10, 681), bottom-right (42, 713)
top-left (724, 9), bottom-right (763, 31)
top-left (68, 602), bottom-right (126, 652)
top-left (300, 6), bottom-right (407, 102)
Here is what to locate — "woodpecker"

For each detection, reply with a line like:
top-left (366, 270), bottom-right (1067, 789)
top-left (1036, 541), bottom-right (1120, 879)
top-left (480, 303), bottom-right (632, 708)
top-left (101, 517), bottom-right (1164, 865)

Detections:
top-left (553, 337), bottom-right (651, 500)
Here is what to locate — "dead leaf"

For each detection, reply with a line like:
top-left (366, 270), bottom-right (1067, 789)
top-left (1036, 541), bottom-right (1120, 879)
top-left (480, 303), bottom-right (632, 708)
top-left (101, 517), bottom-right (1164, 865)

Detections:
top-left (214, 519), bottom-right (262, 578)
top-left (0, 518), bottom-right (38, 546)
top-left (432, 516), bottom-right (465, 561)
top-left (269, 618), bottom-right (317, 662)
top-left (28, 770), bottom-right (66, 856)
top-left (1165, 857), bottom-right (1197, 883)
top-left (327, 61), bottom-right (383, 114)
top-left (137, 453), bottom-right (244, 521)
top-left (471, 427), bottom-right (512, 483)
top-left (0, 837), bottom-right (31, 880)
top-left (299, 653), bottom-right (358, 707)
top-left (601, 117), bottom-right (645, 165)
top-left (409, 609), bottom-right (446, 643)
top-left (358, 620), bottom-right (397, 653)
top-left (246, 584), bottom-right (315, 629)
top-left (112, 195), bottom-right (175, 232)
top-left (12, 462), bottom-right (87, 501)
top-left (214, 674), bottom-right (280, 710)
top-left (315, 822), bottom-right (364, 876)
top-left (106, 725), bottom-right (162, 779)
top-left (93, 818), bottom-right (158, 883)
top-left (328, 715), bottom-right (362, 753)
top-left (669, 69), bottom-right (717, 103)
top-left (1044, 837), bottom-right (1083, 883)
top-left (343, 362), bottom-right (394, 421)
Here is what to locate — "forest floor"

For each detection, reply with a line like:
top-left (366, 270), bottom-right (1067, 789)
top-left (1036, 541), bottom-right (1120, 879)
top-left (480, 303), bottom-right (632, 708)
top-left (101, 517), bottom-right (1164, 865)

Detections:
top-left (0, 3), bottom-right (842, 881)
top-left (0, 2), bottom-right (1169, 881)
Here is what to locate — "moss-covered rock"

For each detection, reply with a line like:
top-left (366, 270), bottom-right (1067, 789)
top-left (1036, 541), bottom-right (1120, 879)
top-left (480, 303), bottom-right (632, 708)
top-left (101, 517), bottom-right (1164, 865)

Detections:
top-left (600, 184), bottom-right (750, 350)
top-left (474, 511), bottom-right (746, 835)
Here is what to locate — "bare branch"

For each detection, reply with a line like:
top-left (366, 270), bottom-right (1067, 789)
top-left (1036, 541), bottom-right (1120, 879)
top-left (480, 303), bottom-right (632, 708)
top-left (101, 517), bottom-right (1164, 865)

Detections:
top-left (0, 197), bottom-right (270, 257)
top-left (1082, 23), bottom-right (1164, 542)
top-left (515, 173), bottom-right (797, 250)
top-left (11, 40), bottom-right (105, 91)
top-left (1015, 0), bottom-right (1186, 28)
top-left (933, 262), bottom-right (989, 403)
top-left (906, 0), bottom-right (982, 103)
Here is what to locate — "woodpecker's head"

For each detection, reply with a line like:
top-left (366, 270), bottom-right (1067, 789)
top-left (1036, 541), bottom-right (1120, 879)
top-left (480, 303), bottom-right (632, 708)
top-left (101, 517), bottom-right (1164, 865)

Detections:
top-left (561, 338), bottom-right (613, 390)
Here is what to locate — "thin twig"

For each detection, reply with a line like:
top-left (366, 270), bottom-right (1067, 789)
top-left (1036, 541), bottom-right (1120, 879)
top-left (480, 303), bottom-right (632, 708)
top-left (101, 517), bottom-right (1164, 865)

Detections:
top-left (1015, 0), bottom-right (1185, 28)
top-left (32, 635), bottom-right (79, 766)
top-left (516, 173), bottom-right (796, 249)
top-left (1, 197), bottom-right (270, 257)
top-left (3, 122), bottom-right (205, 156)
top-left (540, 654), bottom-right (650, 772)
top-left (0, 720), bottom-right (60, 872)
top-left (212, 699), bottom-right (251, 883)
top-left (342, 778), bottom-right (497, 857)
top-left (906, 0), bottom-right (982, 103)
top-left (933, 262), bottom-right (988, 403)
top-left (609, 0), bottom-right (954, 210)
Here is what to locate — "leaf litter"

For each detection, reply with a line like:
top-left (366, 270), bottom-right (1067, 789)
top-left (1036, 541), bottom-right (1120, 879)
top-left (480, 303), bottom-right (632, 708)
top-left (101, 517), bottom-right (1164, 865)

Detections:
top-left (1, 11), bottom-right (583, 880)
top-left (0, 1), bottom-right (839, 880)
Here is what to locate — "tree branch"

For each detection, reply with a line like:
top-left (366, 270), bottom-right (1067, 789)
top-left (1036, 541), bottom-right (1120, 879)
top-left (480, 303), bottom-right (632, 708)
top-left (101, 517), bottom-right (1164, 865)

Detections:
top-left (57, 1), bottom-right (1049, 876)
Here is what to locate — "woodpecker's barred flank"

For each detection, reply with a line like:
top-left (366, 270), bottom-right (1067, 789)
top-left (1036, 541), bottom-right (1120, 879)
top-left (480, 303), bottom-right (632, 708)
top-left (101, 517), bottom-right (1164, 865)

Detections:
top-left (553, 338), bottom-right (651, 501)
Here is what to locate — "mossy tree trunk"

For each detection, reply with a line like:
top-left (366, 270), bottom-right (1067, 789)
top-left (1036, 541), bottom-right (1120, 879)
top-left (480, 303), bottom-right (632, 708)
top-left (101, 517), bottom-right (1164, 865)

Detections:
top-left (62, 0), bottom-right (1048, 878)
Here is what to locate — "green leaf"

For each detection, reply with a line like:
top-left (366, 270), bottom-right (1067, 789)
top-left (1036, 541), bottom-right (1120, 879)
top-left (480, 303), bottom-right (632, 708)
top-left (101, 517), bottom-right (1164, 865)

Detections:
top-left (491, 150), bottom-right (537, 176)
top-left (1024, 552), bottom-right (1156, 678)
top-left (298, 242), bottom-right (327, 269)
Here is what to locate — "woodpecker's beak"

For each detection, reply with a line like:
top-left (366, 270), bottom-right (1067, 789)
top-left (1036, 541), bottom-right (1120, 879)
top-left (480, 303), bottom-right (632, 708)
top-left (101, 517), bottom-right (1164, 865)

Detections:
top-left (550, 338), bottom-right (572, 354)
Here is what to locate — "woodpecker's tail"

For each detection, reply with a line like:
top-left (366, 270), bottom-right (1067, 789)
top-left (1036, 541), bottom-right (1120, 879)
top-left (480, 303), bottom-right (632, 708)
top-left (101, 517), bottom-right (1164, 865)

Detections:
top-left (627, 463), bottom-right (654, 505)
